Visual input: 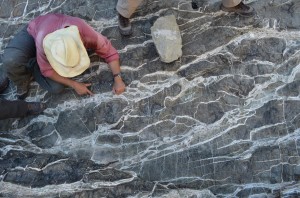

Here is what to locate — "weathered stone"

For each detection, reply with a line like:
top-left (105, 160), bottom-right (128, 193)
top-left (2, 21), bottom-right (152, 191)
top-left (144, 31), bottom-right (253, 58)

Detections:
top-left (151, 15), bottom-right (182, 63)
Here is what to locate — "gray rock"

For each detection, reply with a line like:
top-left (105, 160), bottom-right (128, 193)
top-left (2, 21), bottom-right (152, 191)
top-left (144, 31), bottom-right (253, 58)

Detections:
top-left (151, 15), bottom-right (182, 63)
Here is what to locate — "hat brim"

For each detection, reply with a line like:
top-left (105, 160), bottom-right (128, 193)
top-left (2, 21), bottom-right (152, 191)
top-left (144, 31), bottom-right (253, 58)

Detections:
top-left (43, 26), bottom-right (90, 78)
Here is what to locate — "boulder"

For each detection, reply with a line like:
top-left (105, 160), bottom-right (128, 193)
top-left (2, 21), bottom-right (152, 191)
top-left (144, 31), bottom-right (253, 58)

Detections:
top-left (151, 15), bottom-right (182, 63)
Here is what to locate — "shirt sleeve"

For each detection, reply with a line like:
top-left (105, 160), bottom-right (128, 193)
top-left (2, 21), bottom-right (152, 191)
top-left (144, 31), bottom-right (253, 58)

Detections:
top-left (76, 19), bottom-right (120, 63)
top-left (37, 52), bottom-right (55, 77)
top-left (27, 15), bottom-right (56, 77)
top-left (34, 35), bottom-right (55, 77)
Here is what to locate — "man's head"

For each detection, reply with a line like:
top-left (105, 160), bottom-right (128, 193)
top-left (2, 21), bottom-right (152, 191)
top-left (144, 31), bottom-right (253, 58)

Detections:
top-left (43, 26), bottom-right (90, 77)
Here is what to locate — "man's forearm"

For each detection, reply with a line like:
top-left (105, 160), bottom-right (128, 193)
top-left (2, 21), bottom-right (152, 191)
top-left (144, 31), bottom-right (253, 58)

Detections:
top-left (108, 60), bottom-right (121, 75)
top-left (48, 70), bottom-right (93, 95)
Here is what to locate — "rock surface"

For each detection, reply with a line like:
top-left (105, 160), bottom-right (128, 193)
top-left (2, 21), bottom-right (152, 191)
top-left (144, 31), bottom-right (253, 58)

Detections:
top-left (151, 15), bottom-right (182, 63)
top-left (0, 0), bottom-right (300, 197)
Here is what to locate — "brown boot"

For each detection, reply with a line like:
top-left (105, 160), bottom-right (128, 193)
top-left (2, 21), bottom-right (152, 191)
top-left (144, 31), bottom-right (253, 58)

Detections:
top-left (16, 78), bottom-right (32, 100)
top-left (221, 2), bottom-right (255, 17)
top-left (118, 13), bottom-right (132, 36)
top-left (15, 73), bottom-right (34, 100)
top-left (27, 102), bottom-right (46, 116)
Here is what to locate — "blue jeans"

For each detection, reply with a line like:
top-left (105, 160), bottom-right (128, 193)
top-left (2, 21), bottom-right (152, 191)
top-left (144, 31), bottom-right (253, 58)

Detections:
top-left (0, 99), bottom-right (28, 120)
top-left (2, 25), bottom-right (64, 94)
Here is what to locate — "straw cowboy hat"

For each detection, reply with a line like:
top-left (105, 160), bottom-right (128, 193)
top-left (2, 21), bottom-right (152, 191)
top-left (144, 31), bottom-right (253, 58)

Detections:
top-left (43, 25), bottom-right (90, 77)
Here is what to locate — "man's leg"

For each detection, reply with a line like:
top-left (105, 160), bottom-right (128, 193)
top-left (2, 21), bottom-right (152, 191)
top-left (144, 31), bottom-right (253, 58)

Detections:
top-left (29, 58), bottom-right (65, 94)
top-left (116, 0), bottom-right (142, 19)
top-left (0, 67), bottom-right (9, 93)
top-left (2, 25), bottom-right (36, 99)
top-left (221, 0), bottom-right (255, 17)
top-left (0, 99), bottom-right (28, 119)
top-left (222, 0), bottom-right (241, 8)
top-left (116, 0), bottom-right (143, 35)
top-left (0, 99), bottom-right (46, 120)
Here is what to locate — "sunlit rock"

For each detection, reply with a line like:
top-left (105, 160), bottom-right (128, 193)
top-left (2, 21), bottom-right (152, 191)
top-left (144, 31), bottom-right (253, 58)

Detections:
top-left (151, 15), bottom-right (182, 63)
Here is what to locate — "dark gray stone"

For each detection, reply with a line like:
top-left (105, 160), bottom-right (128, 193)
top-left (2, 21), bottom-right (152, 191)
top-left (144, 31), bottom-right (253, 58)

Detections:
top-left (55, 110), bottom-right (92, 140)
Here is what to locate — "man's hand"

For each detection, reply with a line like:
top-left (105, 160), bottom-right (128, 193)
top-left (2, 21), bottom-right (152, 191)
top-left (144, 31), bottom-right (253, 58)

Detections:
top-left (113, 78), bottom-right (126, 95)
top-left (72, 82), bottom-right (94, 96)
top-left (48, 71), bottom-right (94, 96)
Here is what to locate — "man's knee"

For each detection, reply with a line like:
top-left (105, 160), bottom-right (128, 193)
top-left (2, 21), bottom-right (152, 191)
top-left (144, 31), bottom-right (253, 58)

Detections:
top-left (47, 84), bottom-right (65, 94)
top-left (2, 56), bottom-right (16, 71)
top-left (2, 52), bottom-right (24, 73)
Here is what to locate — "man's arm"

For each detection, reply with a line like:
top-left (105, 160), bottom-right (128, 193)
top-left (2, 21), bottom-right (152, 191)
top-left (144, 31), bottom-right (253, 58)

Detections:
top-left (35, 43), bottom-right (92, 96)
top-left (48, 70), bottom-right (93, 96)
top-left (64, 18), bottom-right (126, 95)
top-left (108, 60), bottom-right (126, 95)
